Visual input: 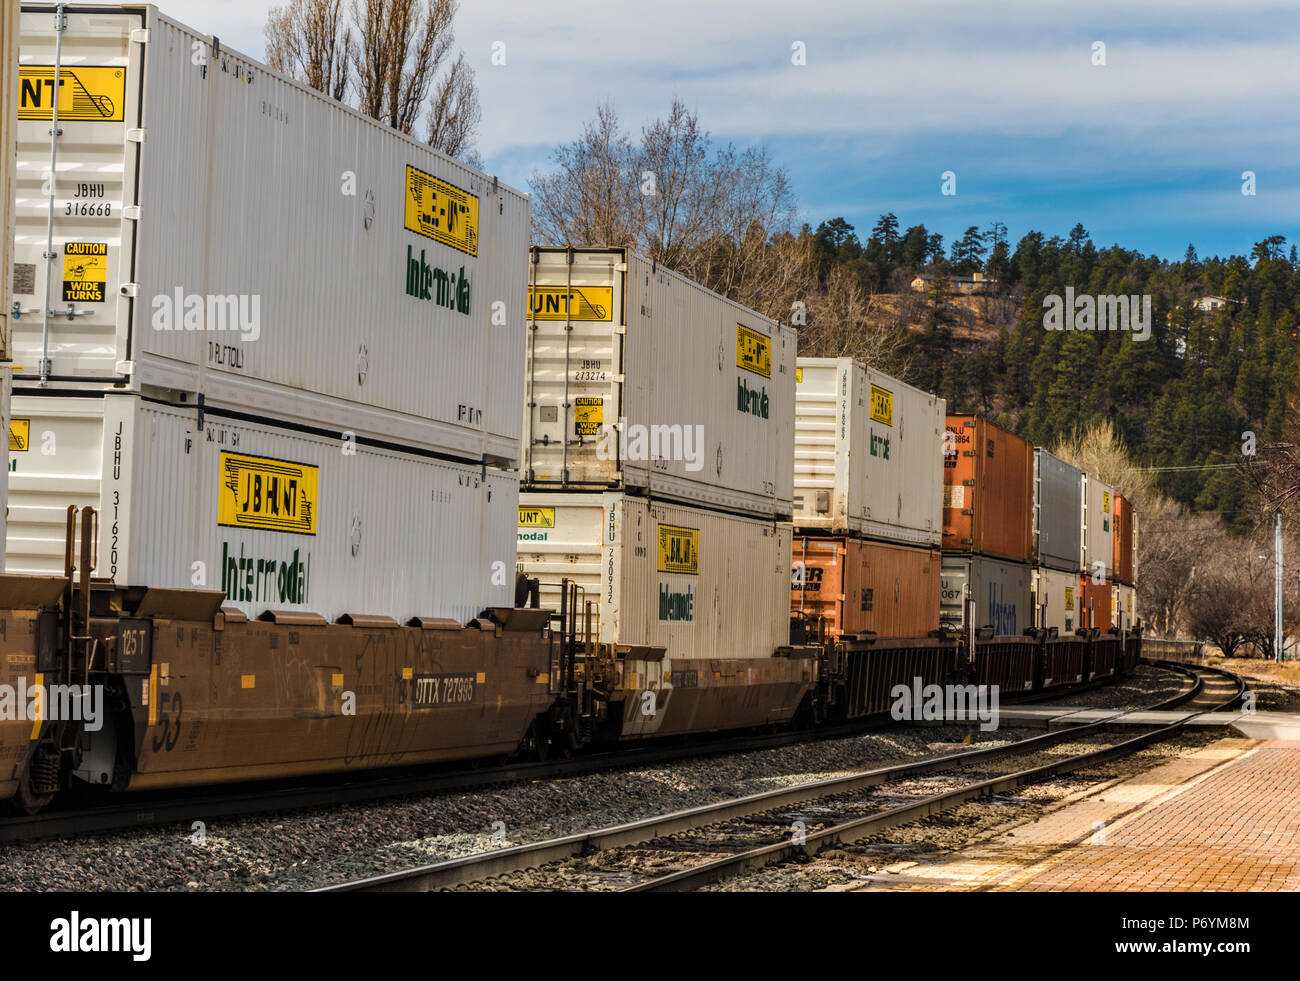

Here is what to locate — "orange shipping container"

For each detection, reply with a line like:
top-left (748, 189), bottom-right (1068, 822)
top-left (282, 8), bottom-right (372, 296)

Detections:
top-left (942, 416), bottom-right (1034, 562)
top-left (791, 536), bottom-right (940, 639)
top-left (1078, 576), bottom-right (1113, 631)
top-left (1112, 495), bottom-right (1136, 585)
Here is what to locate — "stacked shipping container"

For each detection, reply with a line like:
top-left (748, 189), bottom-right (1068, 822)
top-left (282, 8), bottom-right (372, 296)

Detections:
top-left (1, 0), bottom-right (15, 567)
top-left (1032, 448), bottom-right (1083, 634)
top-left (516, 248), bottom-right (806, 737)
top-left (941, 415), bottom-right (1034, 635)
top-left (7, 6), bottom-right (528, 622)
top-left (791, 359), bottom-right (945, 639)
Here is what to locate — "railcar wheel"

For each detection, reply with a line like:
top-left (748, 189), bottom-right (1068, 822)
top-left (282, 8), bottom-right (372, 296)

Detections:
top-left (9, 746), bottom-right (58, 815)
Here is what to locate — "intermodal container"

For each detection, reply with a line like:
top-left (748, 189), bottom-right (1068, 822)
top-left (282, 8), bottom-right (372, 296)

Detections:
top-left (1033, 565), bottom-right (1080, 633)
top-left (522, 248), bottom-right (796, 519)
top-left (1078, 575), bottom-right (1113, 632)
top-left (1082, 476), bottom-right (1115, 579)
top-left (5, 393), bottom-right (517, 622)
top-left (12, 5), bottom-right (528, 466)
top-left (1034, 448), bottom-right (1082, 573)
top-left (790, 536), bottom-right (940, 639)
top-left (1113, 582), bottom-right (1137, 630)
top-left (1113, 494), bottom-right (1136, 584)
top-left (516, 490), bottom-right (790, 661)
top-left (0, 367), bottom-right (9, 570)
top-left (939, 554), bottom-right (1032, 637)
top-left (793, 358), bottom-right (944, 545)
top-left (942, 415), bottom-right (1033, 562)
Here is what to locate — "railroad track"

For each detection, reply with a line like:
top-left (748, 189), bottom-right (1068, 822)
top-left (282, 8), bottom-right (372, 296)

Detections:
top-left (318, 661), bottom-right (1244, 893)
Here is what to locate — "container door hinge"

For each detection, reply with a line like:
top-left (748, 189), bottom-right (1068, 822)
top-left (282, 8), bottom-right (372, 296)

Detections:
top-left (119, 283), bottom-right (139, 298)
top-left (126, 129), bottom-right (147, 144)
top-left (115, 361), bottom-right (135, 376)
top-left (123, 205), bottom-right (142, 220)
top-left (131, 28), bottom-right (151, 44)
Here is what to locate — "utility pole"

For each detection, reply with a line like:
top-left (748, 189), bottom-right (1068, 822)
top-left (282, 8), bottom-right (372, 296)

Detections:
top-left (1275, 511), bottom-right (1284, 662)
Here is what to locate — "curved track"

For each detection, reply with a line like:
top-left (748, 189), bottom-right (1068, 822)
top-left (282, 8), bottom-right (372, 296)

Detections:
top-left (319, 660), bottom-right (1243, 893)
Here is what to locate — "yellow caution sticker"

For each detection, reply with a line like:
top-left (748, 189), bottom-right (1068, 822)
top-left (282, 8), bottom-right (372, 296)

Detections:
top-left (19, 66), bottom-right (126, 122)
top-left (518, 506), bottom-right (555, 528)
top-left (62, 243), bottom-right (107, 302)
top-left (870, 384), bottom-right (894, 427)
top-left (574, 397), bottom-right (603, 436)
top-left (9, 418), bottom-right (29, 452)
top-left (1102, 490), bottom-right (1111, 514)
top-left (736, 324), bottom-right (771, 379)
top-left (218, 452), bottom-right (319, 535)
top-left (1064, 586), bottom-right (1074, 611)
top-left (795, 367), bottom-right (803, 384)
top-left (657, 524), bottom-right (700, 575)
top-left (529, 285), bottom-right (613, 321)
top-left (403, 165), bottom-right (478, 256)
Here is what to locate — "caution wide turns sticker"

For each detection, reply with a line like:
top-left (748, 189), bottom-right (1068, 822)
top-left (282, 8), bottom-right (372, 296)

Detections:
top-left (19, 66), bottom-right (126, 122)
top-left (62, 243), bottom-right (107, 302)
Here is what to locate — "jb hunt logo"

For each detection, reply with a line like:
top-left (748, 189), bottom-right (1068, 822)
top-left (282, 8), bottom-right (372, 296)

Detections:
top-left (218, 452), bottom-right (318, 535)
top-left (403, 165), bottom-right (479, 256)
top-left (19, 66), bottom-right (125, 121)
top-left (737, 377), bottom-right (770, 419)
top-left (405, 246), bottom-right (471, 315)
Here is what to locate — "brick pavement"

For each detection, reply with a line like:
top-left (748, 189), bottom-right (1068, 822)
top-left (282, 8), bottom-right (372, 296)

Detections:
top-left (846, 737), bottom-right (1300, 892)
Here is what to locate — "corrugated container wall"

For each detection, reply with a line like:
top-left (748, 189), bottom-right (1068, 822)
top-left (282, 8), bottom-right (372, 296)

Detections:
top-left (793, 358), bottom-right (944, 545)
top-left (1082, 476), bottom-right (1115, 579)
top-left (942, 415), bottom-right (1033, 562)
top-left (516, 491), bottom-right (790, 661)
top-left (1033, 566), bottom-right (1079, 633)
top-left (1078, 575), bottom-right (1113, 631)
top-left (6, 394), bottom-right (517, 622)
top-left (939, 554), bottom-right (1032, 637)
top-left (13, 6), bottom-right (529, 466)
top-left (523, 248), bottom-right (795, 519)
top-left (1113, 494), bottom-right (1135, 584)
top-left (1034, 449), bottom-right (1082, 573)
top-left (791, 536), bottom-right (940, 639)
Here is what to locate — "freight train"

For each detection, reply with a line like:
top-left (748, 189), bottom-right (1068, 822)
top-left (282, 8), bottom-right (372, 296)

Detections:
top-left (1, 4), bottom-right (1141, 815)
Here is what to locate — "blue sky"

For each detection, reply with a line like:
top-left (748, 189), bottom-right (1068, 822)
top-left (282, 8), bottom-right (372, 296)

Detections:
top-left (155, 0), bottom-right (1299, 260)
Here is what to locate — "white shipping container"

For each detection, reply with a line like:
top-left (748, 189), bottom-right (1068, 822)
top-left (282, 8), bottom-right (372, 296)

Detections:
top-left (523, 248), bottom-right (795, 519)
top-left (793, 358), bottom-right (944, 545)
top-left (6, 393), bottom-right (517, 622)
top-left (13, 5), bottom-right (528, 466)
top-left (1114, 583), bottom-right (1137, 631)
top-left (516, 491), bottom-right (791, 661)
top-left (1082, 475), bottom-right (1115, 579)
top-left (939, 554), bottom-right (1032, 637)
top-left (1033, 566), bottom-right (1080, 634)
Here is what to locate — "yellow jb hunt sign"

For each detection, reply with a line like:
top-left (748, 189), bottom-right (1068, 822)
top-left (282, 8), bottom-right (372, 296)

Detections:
top-left (19, 66), bottom-right (126, 121)
top-left (870, 384), bottom-right (894, 427)
top-left (529, 285), bottom-right (613, 321)
top-left (736, 325), bottom-right (771, 378)
top-left (518, 506), bottom-right (555, 529)
top-left (63, 243), bottom-right (107, 302)
top-left (657, 524), bottom-right (700, 575)
top-left (218, 452), bottom-right (318, 535)
top-left (403, 165), bottom-right (479, 257)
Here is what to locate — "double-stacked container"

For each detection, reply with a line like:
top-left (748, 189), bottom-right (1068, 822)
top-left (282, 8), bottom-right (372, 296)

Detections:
top-left (8, 5), bottom-right (529, 621)
top-left (1032, 448), bottom-right (1083, 633)
top-left (1112, 494), bottom-right (1138, 627)
top-left (940, 415), bottom-right (1034, 634)
top-left (1078, 475), bottom-right (1116, 630)
top-left (790, 358), bottom-right (945, 639)
top-left (516, 248), bottom-right (806, 737)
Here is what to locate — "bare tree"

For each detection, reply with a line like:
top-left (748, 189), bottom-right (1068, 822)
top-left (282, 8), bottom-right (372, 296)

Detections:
top-left (267, 0), bottom-right (479, 156)
top-left (530, 100), bottom-right (811, 322)
top-left (797, 264), bottom-right (910, 375)
top-left (266, 0), bottom-right (351, 101)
